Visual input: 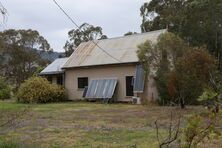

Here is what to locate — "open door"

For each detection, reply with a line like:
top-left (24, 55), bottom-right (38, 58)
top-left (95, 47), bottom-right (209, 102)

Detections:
top-left (126, 76), bottom-right (134, 96)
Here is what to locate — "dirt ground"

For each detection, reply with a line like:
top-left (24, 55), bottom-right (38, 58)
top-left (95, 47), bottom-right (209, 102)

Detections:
top-left (0, 101), bottom-right (221, 148)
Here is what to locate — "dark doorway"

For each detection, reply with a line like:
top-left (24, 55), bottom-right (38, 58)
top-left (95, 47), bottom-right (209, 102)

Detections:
top-left (57, 75), bottom-right (63, 85)
top-left (126, 76), bottom-right (134, 96)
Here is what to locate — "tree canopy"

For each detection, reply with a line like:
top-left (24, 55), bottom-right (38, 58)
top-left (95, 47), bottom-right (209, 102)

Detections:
top-left (137, 32), bottom-right (216, 108)
top-left (140, 0), bottom-right (222, 70)
top-left (0, 29), bottom-right (51, 87)
top-left (168, 48), bottom-right (216, 107)
top-left (124, 31), bottom-right (137, 36)
top-left (64, 23), bottom-right (107, 56)
top-left (0, 29), bottom-right (51, 52)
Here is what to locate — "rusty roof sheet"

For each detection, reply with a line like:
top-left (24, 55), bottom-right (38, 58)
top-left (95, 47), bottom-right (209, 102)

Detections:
top-left (63, 29), bottom-right (166, 68)
top-left (40, 58), bottom-right (69, 75)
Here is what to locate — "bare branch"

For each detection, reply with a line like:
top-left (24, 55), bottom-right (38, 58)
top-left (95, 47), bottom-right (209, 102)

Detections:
top-left (155, 119), bottom-right (161, 147)
top-left (0, 107), bottom-right (30, 128)
top-left (155, 111), bottom-right (181, 148)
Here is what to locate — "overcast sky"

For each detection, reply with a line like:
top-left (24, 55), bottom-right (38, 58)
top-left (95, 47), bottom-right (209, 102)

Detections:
top-left (1, 0), bottom-right (148, 52)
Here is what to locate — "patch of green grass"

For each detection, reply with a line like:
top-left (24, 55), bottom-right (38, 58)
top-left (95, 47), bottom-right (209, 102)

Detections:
top-left (0, 101), bottom-right (29, 110)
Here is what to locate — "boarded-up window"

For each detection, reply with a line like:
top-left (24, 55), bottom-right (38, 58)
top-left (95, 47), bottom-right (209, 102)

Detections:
top-left (126, 76), bottom-right (134, 96)
top-left (78, 77), bottom-right (88, 89)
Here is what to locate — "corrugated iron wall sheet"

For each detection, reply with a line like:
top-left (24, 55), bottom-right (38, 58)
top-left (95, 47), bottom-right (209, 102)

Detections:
top-left (85, 78), bottom-right (117, 99)
top-left (133, 65), bottom-right (145, 92)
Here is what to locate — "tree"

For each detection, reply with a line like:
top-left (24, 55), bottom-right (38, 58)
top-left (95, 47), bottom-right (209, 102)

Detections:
top-left (155, 32), bottom-right (186, 105)
top-left (198, 69), bottom-right (222, 113)
top-left (0, 29), bottom-right (51, 52)
top-left (140, 0), bottom-right (222, 70)
top-left (137, 32), bottom-right (216, 108)
top-left (0, 77), bottom-right (11, 100)
top-left (168, 48), bottom-right (216, 108)
top-left (0, 29), bottom-right (51, 87)
top-left (137, 40), bottom-right (156, 75)
top-left (140, 0), bottom-right (186, 33)
top-left (0, 2), bottom-right (7, 71)
top-left (124, 31), bottom-right (137, 36)
top-left (64, 23), bottom-right (107, 56)
top-left (137, 32), bottom-right (186, 105)
top-left (181, 0), bottom-right (222, 70)
top-left (0, 2), bottom-right (7, 25)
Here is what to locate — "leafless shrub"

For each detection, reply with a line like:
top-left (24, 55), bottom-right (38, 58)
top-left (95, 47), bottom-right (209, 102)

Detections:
top-left (0, 107), bottom-right (31, 128)
top-left (155, 110), bottom-right (222, 148)
top-left (155, 111), bottom-right (181, 148)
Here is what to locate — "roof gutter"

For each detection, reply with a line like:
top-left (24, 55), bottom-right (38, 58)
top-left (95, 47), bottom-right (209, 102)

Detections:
top-left (39, 71), bottom-right (64, 76)
top-left (62, 62), bottom-right (139, 70)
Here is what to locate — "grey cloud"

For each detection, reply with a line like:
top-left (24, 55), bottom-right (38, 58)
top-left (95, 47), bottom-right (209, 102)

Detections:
top-left (2, 0), bottom-right (148, 52)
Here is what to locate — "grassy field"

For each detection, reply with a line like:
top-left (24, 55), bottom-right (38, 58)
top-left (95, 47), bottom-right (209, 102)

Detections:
top-left (0, 101), bottom-right (221, 148)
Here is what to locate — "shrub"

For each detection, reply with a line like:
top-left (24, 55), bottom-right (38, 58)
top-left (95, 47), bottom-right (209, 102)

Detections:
top-left (0, 77), bottom-right (11, 100)
top-left (167, 48), bottom-right (216, 108)
top-left (156, 60), bottom-right (171, 105)
top-left (16, 77), bottom-right (67, 103)
top-left (183, 113), bottom-right (220, 147)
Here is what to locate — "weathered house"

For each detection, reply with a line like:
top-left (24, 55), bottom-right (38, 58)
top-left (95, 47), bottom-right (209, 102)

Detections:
top-left (61, 29), bottom-right (166, 102)
top-left (39, 57), bottom-right (68, 85)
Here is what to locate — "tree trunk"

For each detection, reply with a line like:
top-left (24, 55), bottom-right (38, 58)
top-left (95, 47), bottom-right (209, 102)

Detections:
top-left (180, 97), bottom-right (185, 109)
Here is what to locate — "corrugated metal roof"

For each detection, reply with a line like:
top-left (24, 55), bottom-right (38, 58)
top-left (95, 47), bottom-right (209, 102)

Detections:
top-left (40, 58), bottom-right (69, 75)
top-left (134, 65), bottom-right (145, 93)
top-left (85, 78), bottom-right (117, 99)
top-left (63, 29), bottom-right (166, 68)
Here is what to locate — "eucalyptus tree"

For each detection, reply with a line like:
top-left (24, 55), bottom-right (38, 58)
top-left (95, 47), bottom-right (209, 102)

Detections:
top-left (0, 29), bottom-right (51, 87)
top-left (64, 23), bottom-right (107, 56)
top-left (140, 0), bottom-right (222, 70)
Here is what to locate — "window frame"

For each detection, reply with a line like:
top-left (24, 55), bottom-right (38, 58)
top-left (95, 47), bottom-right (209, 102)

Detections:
top-left (77, 77), bottom-right (88, 89)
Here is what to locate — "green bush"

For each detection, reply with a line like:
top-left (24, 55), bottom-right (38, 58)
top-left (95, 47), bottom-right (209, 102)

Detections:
top-left (16, 77), bottom-right (67, 103)
top-left (156, 58), bottom-right (171, 105)
top-left (0, 77), bottom-right (11, 100)
top-left (156, 68), bottom-right (170, 105)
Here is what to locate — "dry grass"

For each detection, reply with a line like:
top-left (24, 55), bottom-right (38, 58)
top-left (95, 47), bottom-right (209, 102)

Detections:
top-left (0, 101), bottom-right (221, 147)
